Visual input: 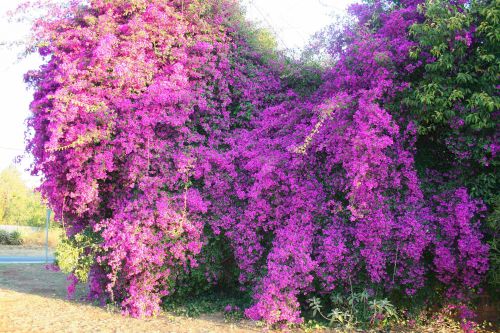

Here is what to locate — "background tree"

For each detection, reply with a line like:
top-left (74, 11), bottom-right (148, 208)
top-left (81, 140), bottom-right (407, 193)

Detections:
top-left (0, 166), bottom-right (47, 227)
top-left (403, 0), bottom-right (499, 292)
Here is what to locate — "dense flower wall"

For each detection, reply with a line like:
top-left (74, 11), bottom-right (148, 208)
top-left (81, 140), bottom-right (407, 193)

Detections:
top-left (25, 0), bottom-right (494, 326)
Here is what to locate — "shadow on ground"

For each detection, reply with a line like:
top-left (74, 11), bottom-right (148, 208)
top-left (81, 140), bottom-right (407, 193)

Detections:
top-left (0, 264), bottom-right (79, 300)
top-left (0, 264), bottom-right (260, 333)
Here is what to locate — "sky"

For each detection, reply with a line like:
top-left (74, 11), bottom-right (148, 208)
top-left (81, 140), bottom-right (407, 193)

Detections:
top-left (0, 0), bottom-right (352, 187)
top-left (0, 1), bottom-right (44, 187)
top-left (242, 0), bottom-right (351, 50)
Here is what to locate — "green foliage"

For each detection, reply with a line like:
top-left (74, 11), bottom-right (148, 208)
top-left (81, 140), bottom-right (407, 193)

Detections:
top-left (230, 5), bottom-right (280, 62)
top-left (280, 58), bottom-right (323, 97)
top-left (307, 289), bottom-right (398, 329)
top-left (405, 0), bottom-right (498, 206)
top-left (247, 27), bottom-right (279, 56)
top-left (167, 230), bottom-right (240, 300)
top-left (486, 195), bottom-right (500, 294)
top-left (0, 230), bottom-right (23, 245)
top-left (0, 166), bottom-right (48, 227)
top-left (162, 292), bottom-right (249, 318)
top-left (408, 0), bottom-right (499, 133)
top-left (55, 228), bottom-right (99, 282)
top-left (161, 231), bottom-right (248, 318)
top-left (0, 230), bottom-right (8, 245)
top-left (403, 0), bottom-right (499, 292)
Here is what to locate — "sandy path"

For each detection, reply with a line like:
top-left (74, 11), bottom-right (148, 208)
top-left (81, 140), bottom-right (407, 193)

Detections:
top-left (0, 265), bottom-right (494, 333)
top-left (0, 264), bottom-right (259, 333)
top-left (0, 289), bottom-right (259, 333)
top-left (0, 245), bottom-right (54, 257)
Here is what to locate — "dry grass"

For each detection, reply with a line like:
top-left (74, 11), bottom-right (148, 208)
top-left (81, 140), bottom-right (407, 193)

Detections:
top-left (0, 289), bottom-right (262, 333)
top-left (0, 265), bottom-right (496, 333)
top-left (0, 245), bottom-right (54, 257)
top-left (0, 264), bottom-right (260, 333)
top-left (20, 228), bottom-right (62, 247)
top-left (0, 288), bottom-right (262, 333)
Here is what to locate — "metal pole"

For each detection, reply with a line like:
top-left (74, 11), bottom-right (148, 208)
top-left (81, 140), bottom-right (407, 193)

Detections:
top-left (45, 209), bottom-right (51, 263)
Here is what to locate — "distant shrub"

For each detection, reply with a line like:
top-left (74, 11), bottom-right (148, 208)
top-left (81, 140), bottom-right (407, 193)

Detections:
top-left (0, 230), bottom-right (8, 244)
top-left (9, 231), bottom-right (23, 245)
top-left (0, 230), bottom-right (23, 245)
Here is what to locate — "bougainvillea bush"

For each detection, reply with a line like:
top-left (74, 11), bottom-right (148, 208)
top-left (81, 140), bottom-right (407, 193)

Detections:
top-left (24, 0), bottom-right (497, 327)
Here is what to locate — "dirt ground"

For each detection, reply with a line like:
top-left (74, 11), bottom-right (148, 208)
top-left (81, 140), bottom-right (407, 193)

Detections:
top-left (0, 264), bottom-right (260, 333)
top-left (0, 264), bottom-right (496, 333)
top-left (0, 245), bottom-right (54, 257)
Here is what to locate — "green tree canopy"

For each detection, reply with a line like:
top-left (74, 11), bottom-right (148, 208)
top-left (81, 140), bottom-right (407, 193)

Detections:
top-left (0, 166), bottom-right (47, 227)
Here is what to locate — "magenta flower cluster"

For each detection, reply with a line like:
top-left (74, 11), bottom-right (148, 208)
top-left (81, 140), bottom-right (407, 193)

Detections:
top-left (26, 0), bottom-right (488, 325)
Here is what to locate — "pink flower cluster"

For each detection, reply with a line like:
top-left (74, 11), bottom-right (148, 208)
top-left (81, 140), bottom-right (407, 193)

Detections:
top-left (26, 0), bottom-right (280, 317)
top-left (432, 189), bottom-right (489, 297)
top-left (25, 0), bottom-right (489, 325)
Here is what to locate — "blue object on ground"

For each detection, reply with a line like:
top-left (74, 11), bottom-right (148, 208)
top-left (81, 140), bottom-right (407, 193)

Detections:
top-left (0, 256), bottom-right (55, 264)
